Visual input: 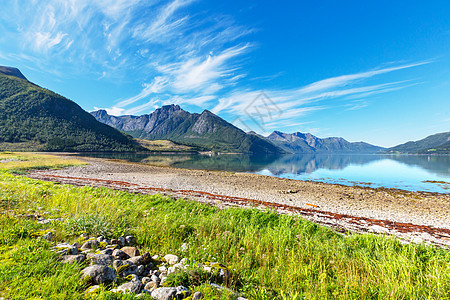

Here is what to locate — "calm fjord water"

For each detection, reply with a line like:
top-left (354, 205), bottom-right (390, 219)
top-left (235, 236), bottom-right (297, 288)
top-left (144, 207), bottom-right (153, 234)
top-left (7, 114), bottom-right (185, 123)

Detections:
top-left (78, 153), bottom-right (450, 193)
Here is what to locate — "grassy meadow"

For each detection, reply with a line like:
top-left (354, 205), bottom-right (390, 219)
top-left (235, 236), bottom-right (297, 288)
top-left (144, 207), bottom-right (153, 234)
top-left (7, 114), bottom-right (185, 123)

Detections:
top-left (0, 152), bottom-right (449, 299)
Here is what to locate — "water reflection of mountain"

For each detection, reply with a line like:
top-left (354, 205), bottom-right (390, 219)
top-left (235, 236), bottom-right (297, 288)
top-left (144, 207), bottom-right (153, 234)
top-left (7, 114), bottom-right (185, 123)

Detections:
top-left (171, 153), bottom-right (279, 172)
top-left (388, 155), bottom-right (450, 177)
top-left (75, 152), bottom-right (450, 179)
top-left (265, 154), bottom-right (382, 175)
top-left (264, 154), bottom-right (450, 178)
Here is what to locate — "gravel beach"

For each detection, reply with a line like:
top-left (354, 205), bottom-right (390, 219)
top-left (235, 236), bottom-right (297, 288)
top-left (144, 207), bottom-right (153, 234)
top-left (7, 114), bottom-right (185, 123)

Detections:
top-left (29, 156), bottom-right (450, 248)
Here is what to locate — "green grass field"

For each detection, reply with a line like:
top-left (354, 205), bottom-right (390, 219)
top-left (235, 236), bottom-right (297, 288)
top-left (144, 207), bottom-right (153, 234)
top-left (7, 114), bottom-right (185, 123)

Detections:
top-left (0, 153), bottom-right (449, 299)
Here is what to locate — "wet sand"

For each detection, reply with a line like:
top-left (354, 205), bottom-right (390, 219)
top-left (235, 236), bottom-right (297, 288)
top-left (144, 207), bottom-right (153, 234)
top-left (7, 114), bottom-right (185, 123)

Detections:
top-left (29, 156), bottom-right (450, 247)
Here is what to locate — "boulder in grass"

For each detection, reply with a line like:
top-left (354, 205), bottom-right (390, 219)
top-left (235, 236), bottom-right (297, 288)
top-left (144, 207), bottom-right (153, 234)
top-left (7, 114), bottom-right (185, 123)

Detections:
top-left (151, 287), bottom-right (178, 300)
top-left (125, 235), bottom-right (136, 245)
top-left (81, 239), bottom-right (99, 251)
top-left (81, 265), bottom-right (116, 285)
top-left (121, 246), bottom-right (140, 257)
top-left (61, 254), bottom-right (86, 264)
top-left (163, 254), bottom-right (179, 265)
top-left (112, 249), bottom-right (130, 260)
top-left (87, 254), bottom-right (114, 266)
top-left (192, 291), bottom-right (204, 300)
top-left (112, 280), bottom-right (142, 294)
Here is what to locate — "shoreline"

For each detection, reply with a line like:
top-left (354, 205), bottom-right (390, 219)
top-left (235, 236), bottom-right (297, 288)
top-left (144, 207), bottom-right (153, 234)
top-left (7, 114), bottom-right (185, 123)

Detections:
top-left (28, 155), bottom-right (450, 248)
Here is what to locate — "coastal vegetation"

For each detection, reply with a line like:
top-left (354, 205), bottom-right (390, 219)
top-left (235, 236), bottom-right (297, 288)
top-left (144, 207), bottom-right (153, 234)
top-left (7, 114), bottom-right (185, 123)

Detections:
top-left (0, 152), bottom-right (449, 299)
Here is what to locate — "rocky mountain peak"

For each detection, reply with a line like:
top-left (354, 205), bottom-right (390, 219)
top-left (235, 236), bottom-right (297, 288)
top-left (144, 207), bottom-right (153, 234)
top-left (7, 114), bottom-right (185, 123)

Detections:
top-left (0, 66), bottom-right (27, 80)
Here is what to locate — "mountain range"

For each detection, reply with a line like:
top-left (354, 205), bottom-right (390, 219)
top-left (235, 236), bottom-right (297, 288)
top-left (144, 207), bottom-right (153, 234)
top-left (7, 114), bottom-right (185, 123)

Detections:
top-left (91, 108), bottom-right (384, 154)
top-left (265, 131), bottom-right (384, 153)
top-left (91, 106), bottom-right (281, 155)
top-left (0, 66), bottom-right (143, 152)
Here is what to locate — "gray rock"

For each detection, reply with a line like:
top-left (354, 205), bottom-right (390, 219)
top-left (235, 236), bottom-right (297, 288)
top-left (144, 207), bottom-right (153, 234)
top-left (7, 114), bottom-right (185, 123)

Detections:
top-left (84, 285), bottom-right (101, 295)
top-left (164, 254), bottom-right (179, 265)
top-left (81, 239), bottom-right (99, 250)
top-left (87, 254), bottom-right (114, 266)
top-left (128, 255), bottom-right (145, 265)
top-left (99, 248), bottom-right (113, 255)
top-left (118, 236), bottom-right (126, 246)
top-left (151, 287), bottom-right (177, 300)
top-left (81, 265), bottom-right (116, 285)
top-left (159, 265), bottom-right (167, 273)
top-left (180, 258), bottom-right (189, 265)
top-left (53, 243), bottom-right (78, 255)
top-left (112, 280), bottom-right (142, 294)
top-left (121, 266), bottom-right (139, 278)
top-left (151, 274), bottom-right (161, 283)
top-left (176, 286), bottom-right (190, 298)
top-left (97, 236), bottom-right (105, 243)
top-left (136, 265), bottom-right (146, 276)
top-left (237, 297), bottom-right (249, 300)
top-left (113, 249), bottom-right (130, 260)
top-left (113, 259), bottom-right (123, 269)
top-left (192, 291), bottom-right (203, 300)
top-left (121, 246), bottom-right (140, 257)
top-left (141, 277), bottom-right (151, 285)
top-left (111, 239), bottom-right (120, 245)
top-left (125, 235), bottom-right (136, 245)
top-left (61, 254), bottom-right (86, 264)
top-left (144, 281), bottom-right (159, 291)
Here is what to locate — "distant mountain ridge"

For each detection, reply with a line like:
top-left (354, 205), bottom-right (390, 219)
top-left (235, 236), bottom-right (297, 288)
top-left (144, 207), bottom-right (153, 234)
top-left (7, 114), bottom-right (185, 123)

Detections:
top-left (387, 131), bottom-right (450, 154)
top-left (0, 66), bottom-right (143, 152)
top-left (91, 105), bottom-right (283, 155)
top-left (266, 131), bottom-right (384, 153)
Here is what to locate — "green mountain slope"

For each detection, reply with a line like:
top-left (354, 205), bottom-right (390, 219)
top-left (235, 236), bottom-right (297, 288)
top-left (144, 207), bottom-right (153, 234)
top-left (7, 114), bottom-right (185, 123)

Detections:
top-left (0, 67), bottom-right (143, 152)
top-left (419, 140), bottom-right (450, 154)
top-left (387, 132), bottom-right (450, 154)
top-left (92, 106), bottom-right (284, 155)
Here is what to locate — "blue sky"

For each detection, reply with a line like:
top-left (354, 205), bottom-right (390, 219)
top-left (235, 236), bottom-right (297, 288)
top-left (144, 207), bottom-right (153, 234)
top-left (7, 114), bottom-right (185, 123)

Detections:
top-left (0, 0), bottom-right (449, 147)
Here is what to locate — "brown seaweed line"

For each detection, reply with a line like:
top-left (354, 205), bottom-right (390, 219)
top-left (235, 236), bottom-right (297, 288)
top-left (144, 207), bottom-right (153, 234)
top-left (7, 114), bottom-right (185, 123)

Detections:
top-left (34, 174), bottom-right (450, 239)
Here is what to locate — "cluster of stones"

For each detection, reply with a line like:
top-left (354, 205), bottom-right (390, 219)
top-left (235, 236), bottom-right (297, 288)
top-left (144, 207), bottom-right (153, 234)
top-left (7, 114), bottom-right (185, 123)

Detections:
top-left (53, 234), bottom-right (246, 300)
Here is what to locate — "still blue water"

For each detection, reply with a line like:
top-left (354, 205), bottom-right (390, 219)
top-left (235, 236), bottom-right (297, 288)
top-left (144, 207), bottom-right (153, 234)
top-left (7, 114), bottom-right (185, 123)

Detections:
top-left (76, 153), bottom-right (450, 193)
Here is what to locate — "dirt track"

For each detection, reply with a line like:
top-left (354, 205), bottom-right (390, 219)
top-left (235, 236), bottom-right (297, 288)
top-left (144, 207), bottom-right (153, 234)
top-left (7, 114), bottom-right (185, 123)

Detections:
top-left (28, 156), bottom-right (450, 248)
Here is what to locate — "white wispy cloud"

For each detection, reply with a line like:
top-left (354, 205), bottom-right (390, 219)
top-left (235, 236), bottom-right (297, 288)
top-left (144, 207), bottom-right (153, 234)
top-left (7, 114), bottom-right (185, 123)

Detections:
top-left (117, 76), bottom-right (169, 107)
top-left (296, 61), bottom-right (430, 94)
top-left (158, 44), bottom-right (250, 93)
top-left (209, 62), bottom-right (429, 133)
top-left (132, 0), bottom-right (194, 43)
